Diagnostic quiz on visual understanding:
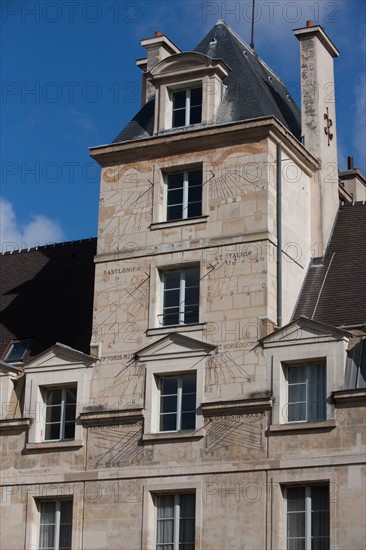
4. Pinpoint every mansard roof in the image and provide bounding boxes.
[112,20,301,144]
[0,238,96,361]
[293,202,366,328]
